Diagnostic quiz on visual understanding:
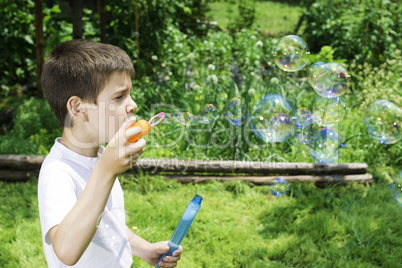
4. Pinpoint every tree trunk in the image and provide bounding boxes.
[97,0,106,43]
[70,0,83,39]
[135,0,140,62]
[34,0,45,96]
